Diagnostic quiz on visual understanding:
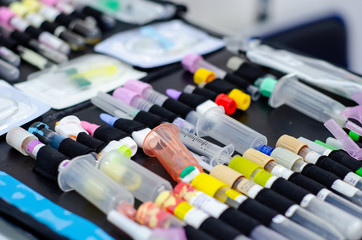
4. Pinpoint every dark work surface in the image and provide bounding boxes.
[0,18,357,240]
